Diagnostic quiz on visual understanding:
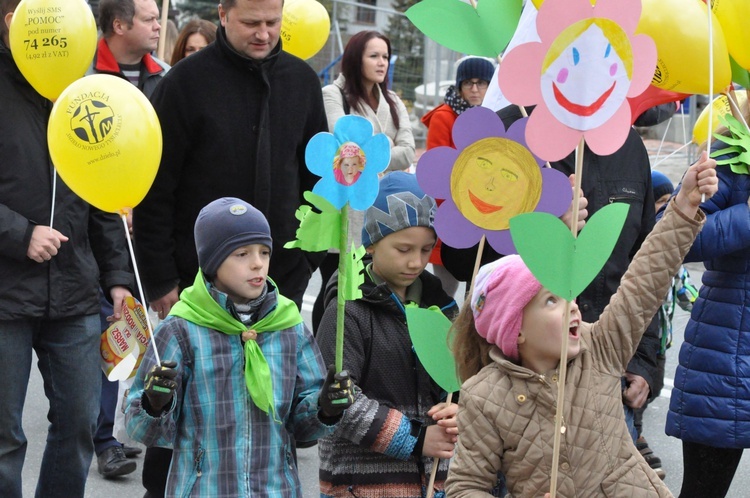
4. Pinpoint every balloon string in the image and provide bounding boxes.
[703,3,715,203]
[651,141,691,169]
[121,213,161,366]
[655,116,674,164]
[49,168,57,232]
